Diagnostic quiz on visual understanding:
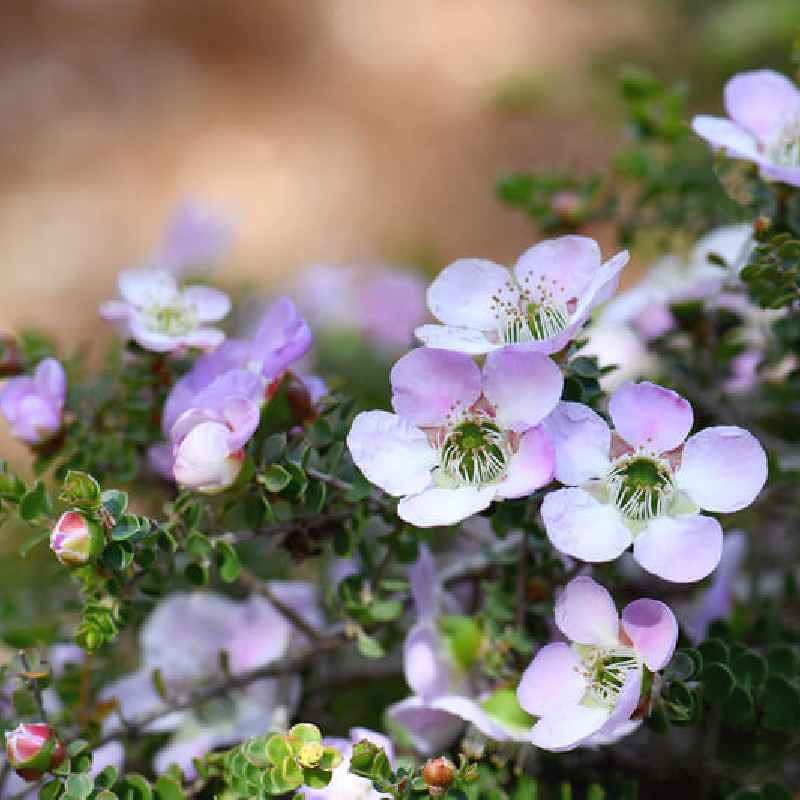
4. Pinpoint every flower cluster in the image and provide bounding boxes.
[0,358,65,445]
[347,232,768,752]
